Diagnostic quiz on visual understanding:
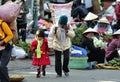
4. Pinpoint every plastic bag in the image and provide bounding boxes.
[11,46,27,59]
[0,2,20,23]
[11,47,17,57]
[70,45,87,57]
